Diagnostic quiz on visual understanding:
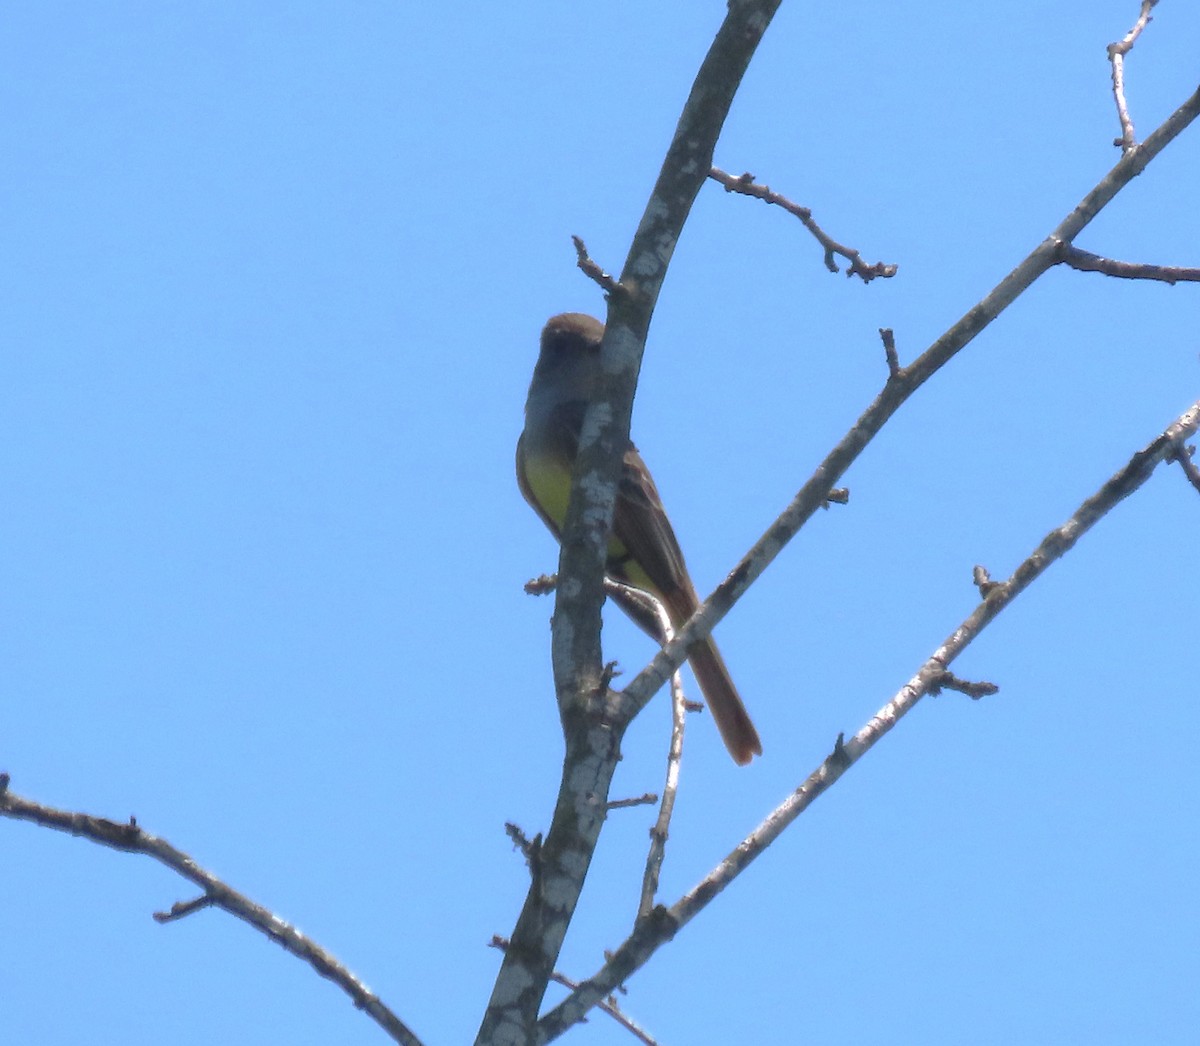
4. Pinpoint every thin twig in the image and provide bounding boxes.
[1107,0,1158,151]
[637,598,688,922]
[0,776,422,1046]
[709,167,898,282]
[571,235,624,296]
[537,396,1200,1041]
[1055,242,1200,284]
